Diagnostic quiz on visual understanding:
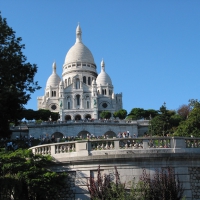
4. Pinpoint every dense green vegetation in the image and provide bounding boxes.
[0,148,67,200]
[18,109,59,121]
[0,13,41,137]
